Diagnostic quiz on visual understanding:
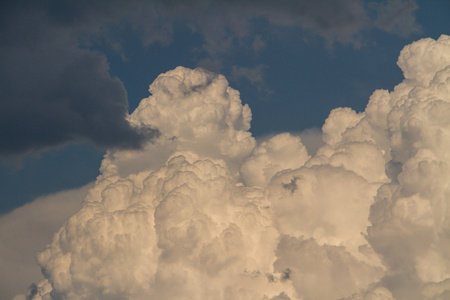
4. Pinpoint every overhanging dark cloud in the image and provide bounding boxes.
[0,46,157,156]
[0,0,159,158]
